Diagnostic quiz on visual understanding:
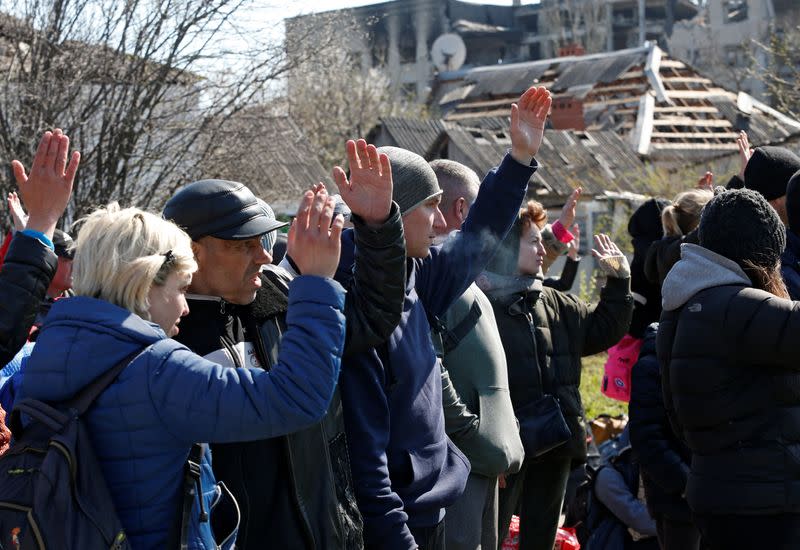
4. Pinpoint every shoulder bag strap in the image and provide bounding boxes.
[66,347,147,415]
